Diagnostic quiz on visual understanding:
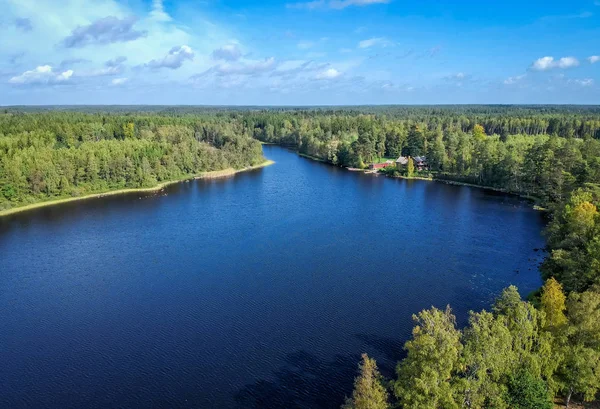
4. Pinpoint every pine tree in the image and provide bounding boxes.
[342,354,389,409]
